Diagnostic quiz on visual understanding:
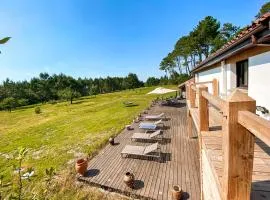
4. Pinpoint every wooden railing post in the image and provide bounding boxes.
[190,84,196,108]
[198,85,209,200]
[186,84,190,100]
[187,109,193,138]
[212,78,219,96]
[198,86,209,132]
[222,90,256,200]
